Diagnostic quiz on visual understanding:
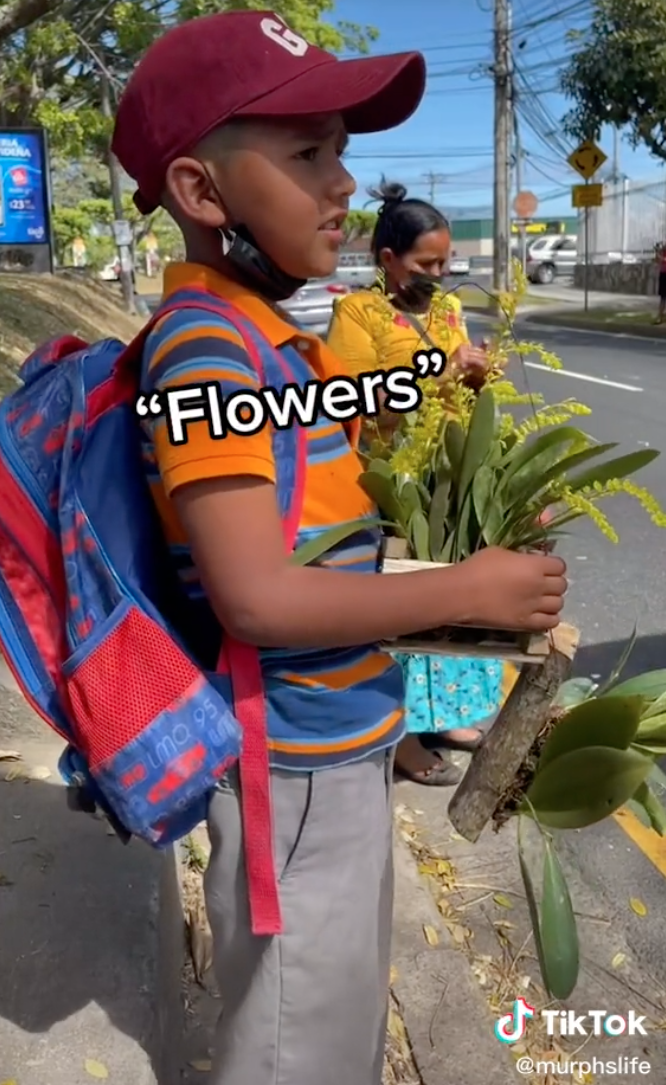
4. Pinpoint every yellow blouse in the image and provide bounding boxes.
[327,287,470,378]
